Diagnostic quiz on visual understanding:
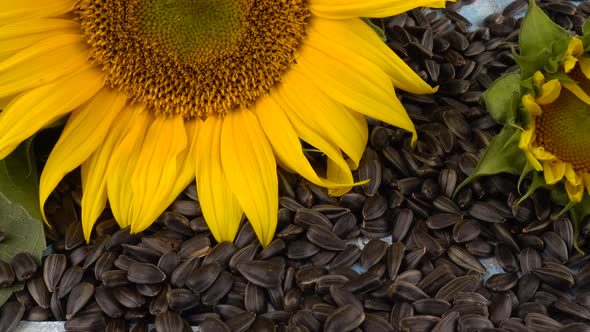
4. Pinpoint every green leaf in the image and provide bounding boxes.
[361,18,386,42]
[0,143,45,306]
[454,126,526,195]
[584,17,590,36]
[519,0,569,57]
[482,72,521,125]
